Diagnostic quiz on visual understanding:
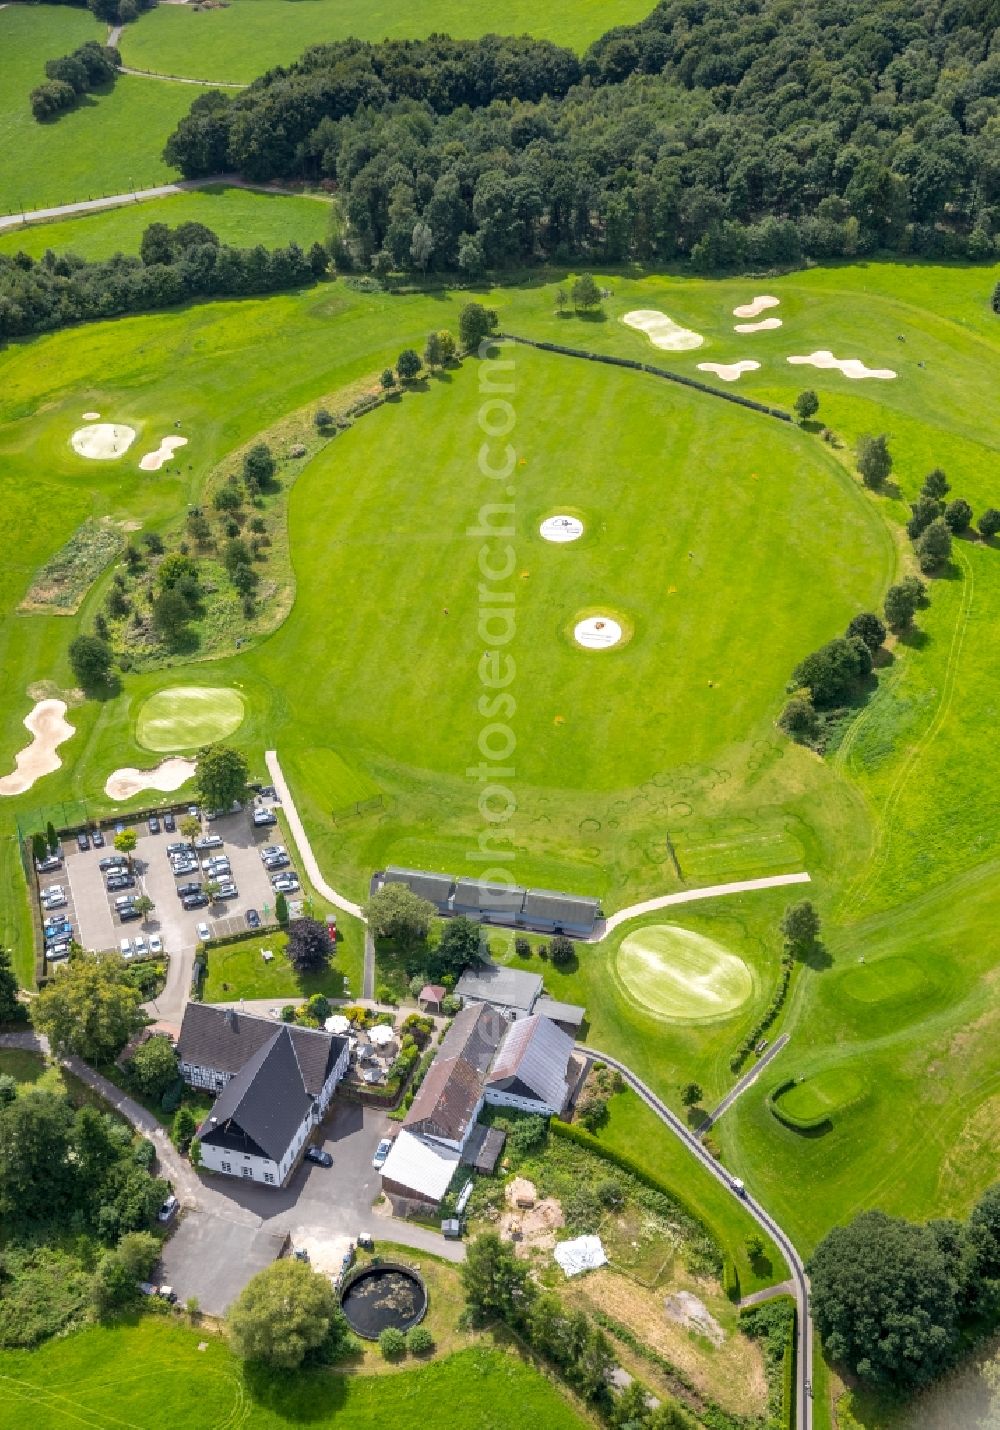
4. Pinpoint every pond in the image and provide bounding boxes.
[340,1264,427,1340]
